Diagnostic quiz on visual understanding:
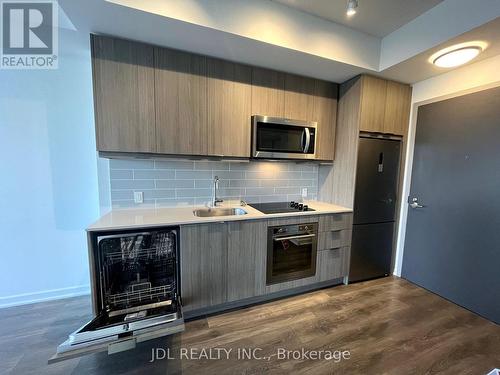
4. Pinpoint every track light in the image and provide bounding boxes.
[347,0,358,17]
